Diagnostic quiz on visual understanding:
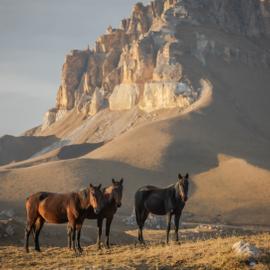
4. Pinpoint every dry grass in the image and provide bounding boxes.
[0,232,269,270]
